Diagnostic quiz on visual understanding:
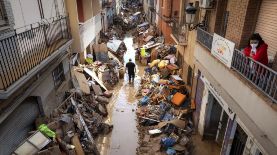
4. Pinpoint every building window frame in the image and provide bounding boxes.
[52,63,65,88]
